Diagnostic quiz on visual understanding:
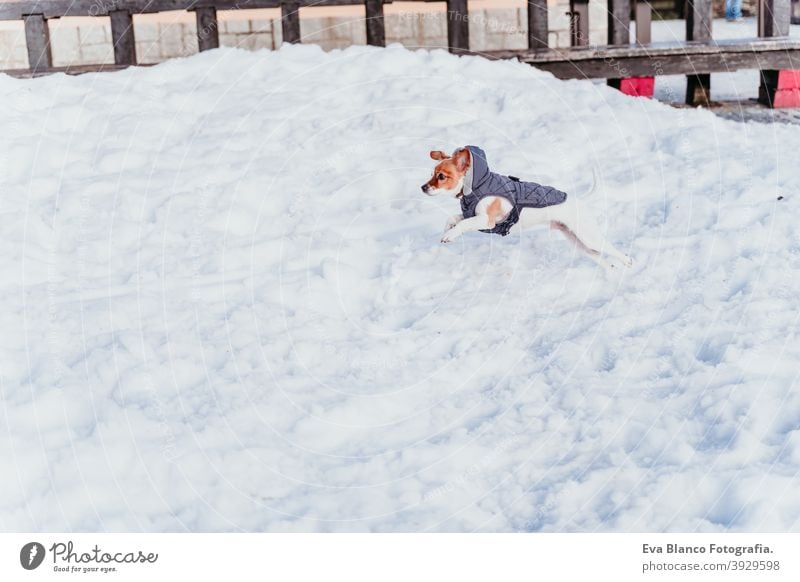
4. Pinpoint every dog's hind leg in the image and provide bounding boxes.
[549,221,610,270]
[550,205,633,269]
